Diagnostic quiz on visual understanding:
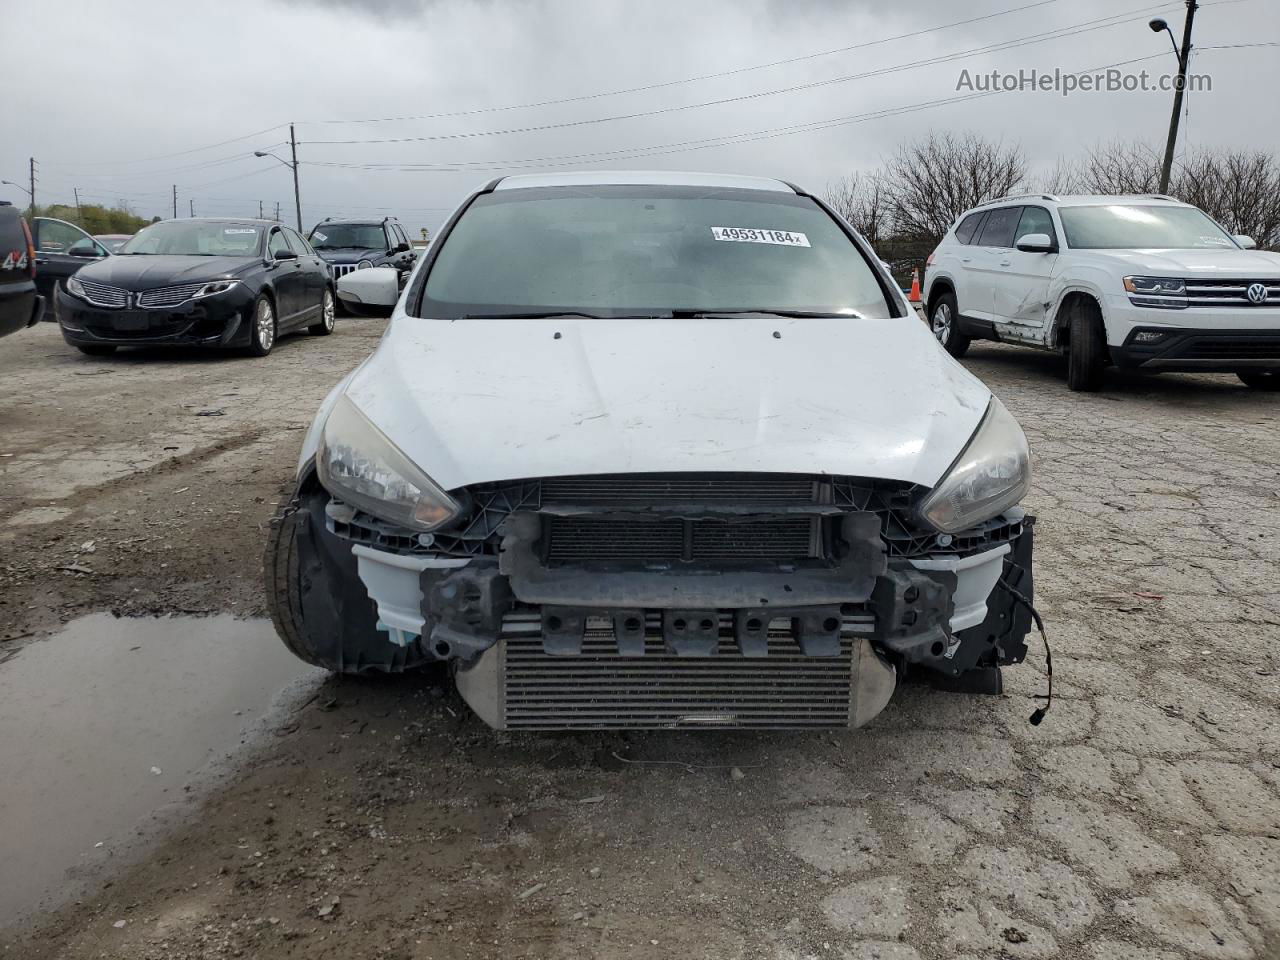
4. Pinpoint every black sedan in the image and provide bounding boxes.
[56,218,335,357]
